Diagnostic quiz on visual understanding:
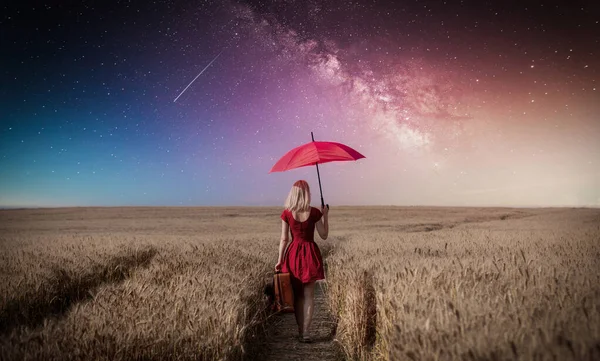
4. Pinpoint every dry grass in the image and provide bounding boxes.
[0,207,284,360]
[325,207,600,361]
[0,206,598,360]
